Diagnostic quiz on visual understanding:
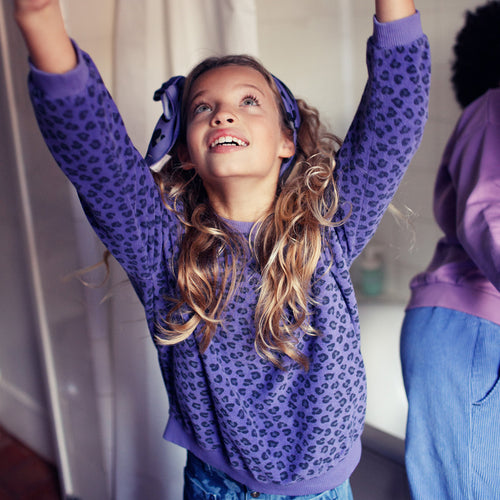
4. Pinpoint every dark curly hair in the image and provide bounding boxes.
[451,0,500,108]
